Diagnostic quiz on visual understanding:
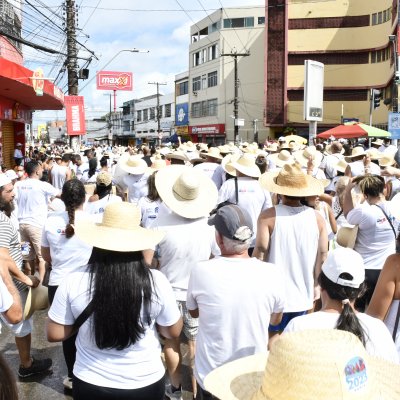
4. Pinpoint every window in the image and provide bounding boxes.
[202,48,207,64]
[209,21,220,33]
[150,107,155,120]
[192,76,201,92]
[209,44,218,60]
[201,101,207,117]
[177,81,188,96]
[137,110,142,122]
[122,105,130,115]
[258,16,265,25]
[143,109,148,121]
[165,103,171,118]
[223,17,254,28]
[371,51,377,63]
[377,11,382,24]
[193,52,200,67]
[208,98,218,116]
[371,13,377,25]
[201,74,207,90]
[208,71,218,87]
[192,102,201,118]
